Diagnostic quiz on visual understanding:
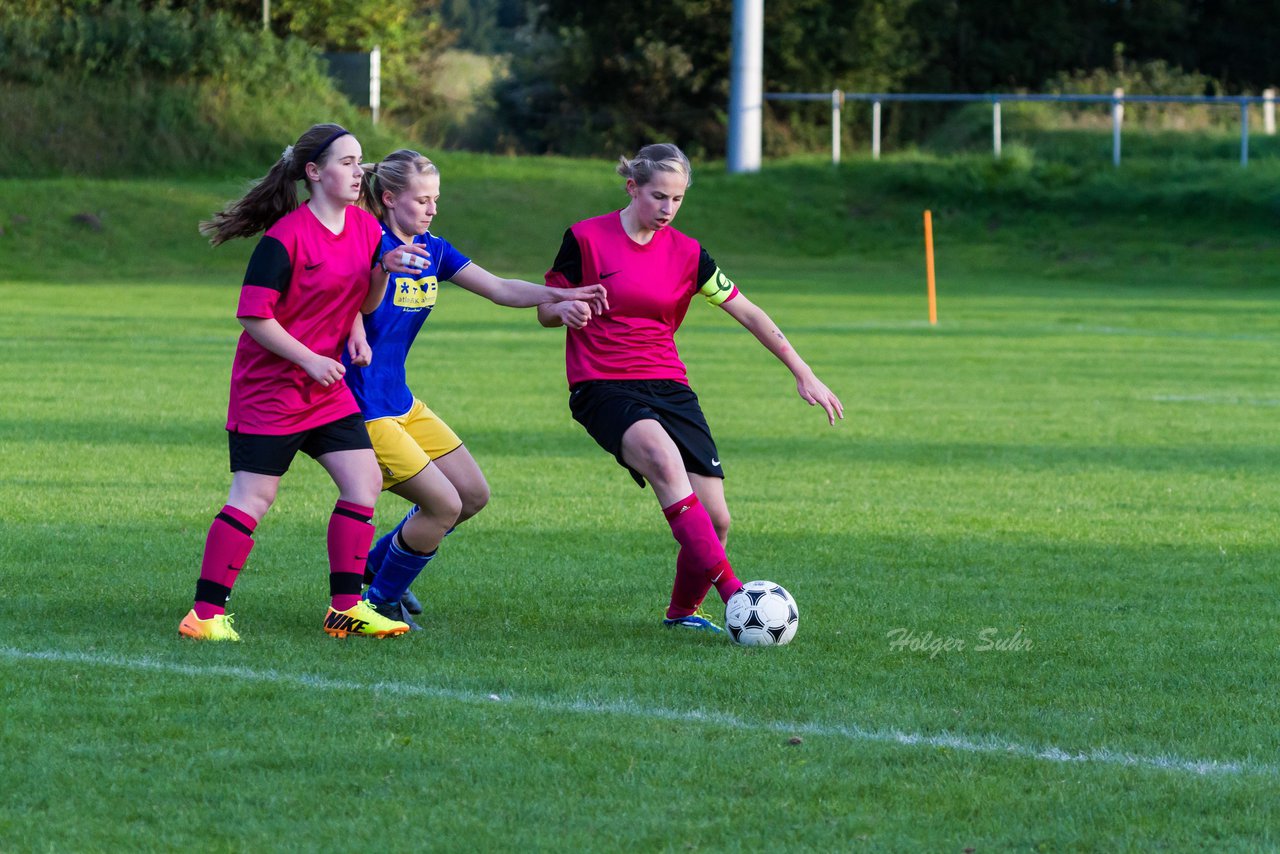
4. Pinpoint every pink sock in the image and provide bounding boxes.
[193,505,257,619]
[328,500,375,611]
[662,493,732,619]
[709,559,743,604]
